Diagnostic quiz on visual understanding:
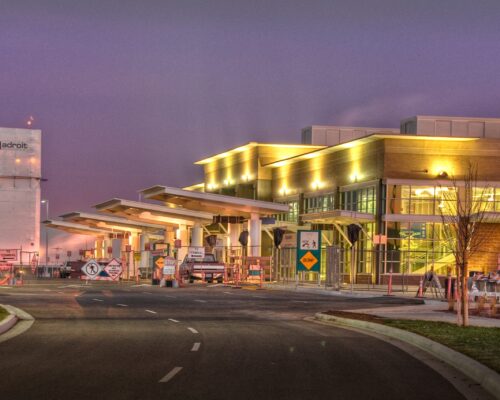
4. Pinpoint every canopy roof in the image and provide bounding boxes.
[94,198,213,226]
[59,212,165,234]
[43,220,108,237]
[140,186,289,218]
[300,210,375,225]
